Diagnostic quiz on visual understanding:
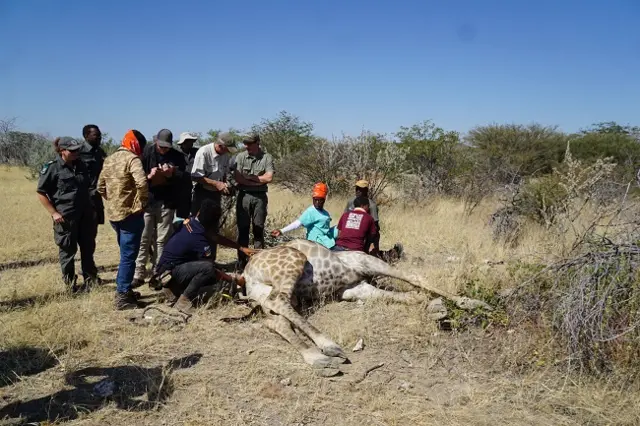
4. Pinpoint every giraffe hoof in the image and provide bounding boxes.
[302,349,347,368]
[321,343,347,359]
